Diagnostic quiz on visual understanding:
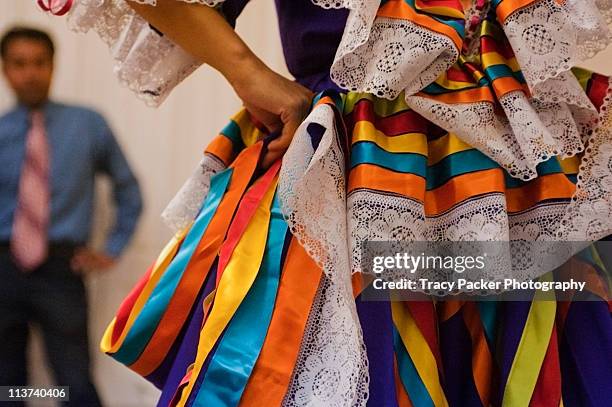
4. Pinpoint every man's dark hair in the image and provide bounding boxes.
[0,26,55,60]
